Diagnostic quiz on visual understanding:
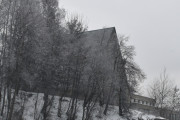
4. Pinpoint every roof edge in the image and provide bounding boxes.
[85,27,116,33]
